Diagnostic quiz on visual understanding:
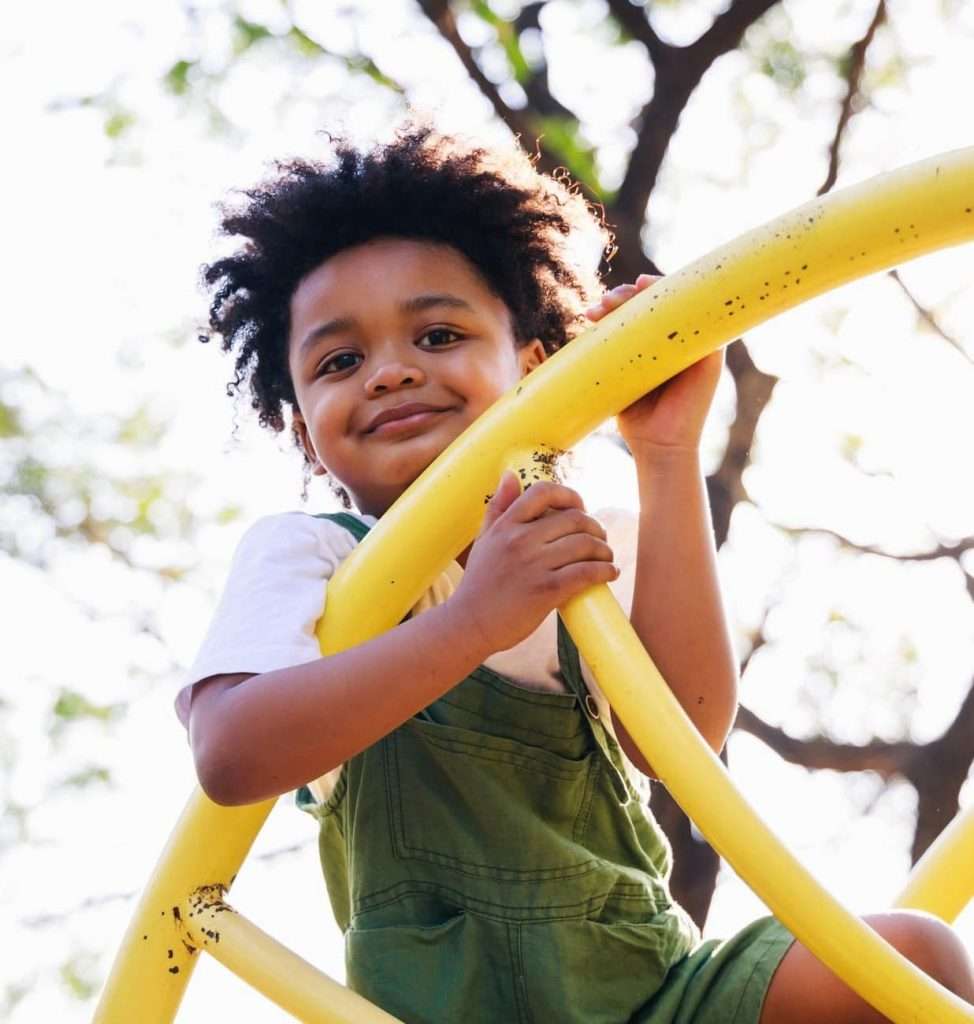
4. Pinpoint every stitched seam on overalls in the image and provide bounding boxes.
[414,732,587,781]
[508,923,534,1024]
[557,618,634,804]
[601,888,674,907]
[355,879,671,913]
[436,694,587,742]
[729,931,789,1024]
[573,750,600,844]
[389,845,600,882]
[352,878,662,921]
[381,732,406,878]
